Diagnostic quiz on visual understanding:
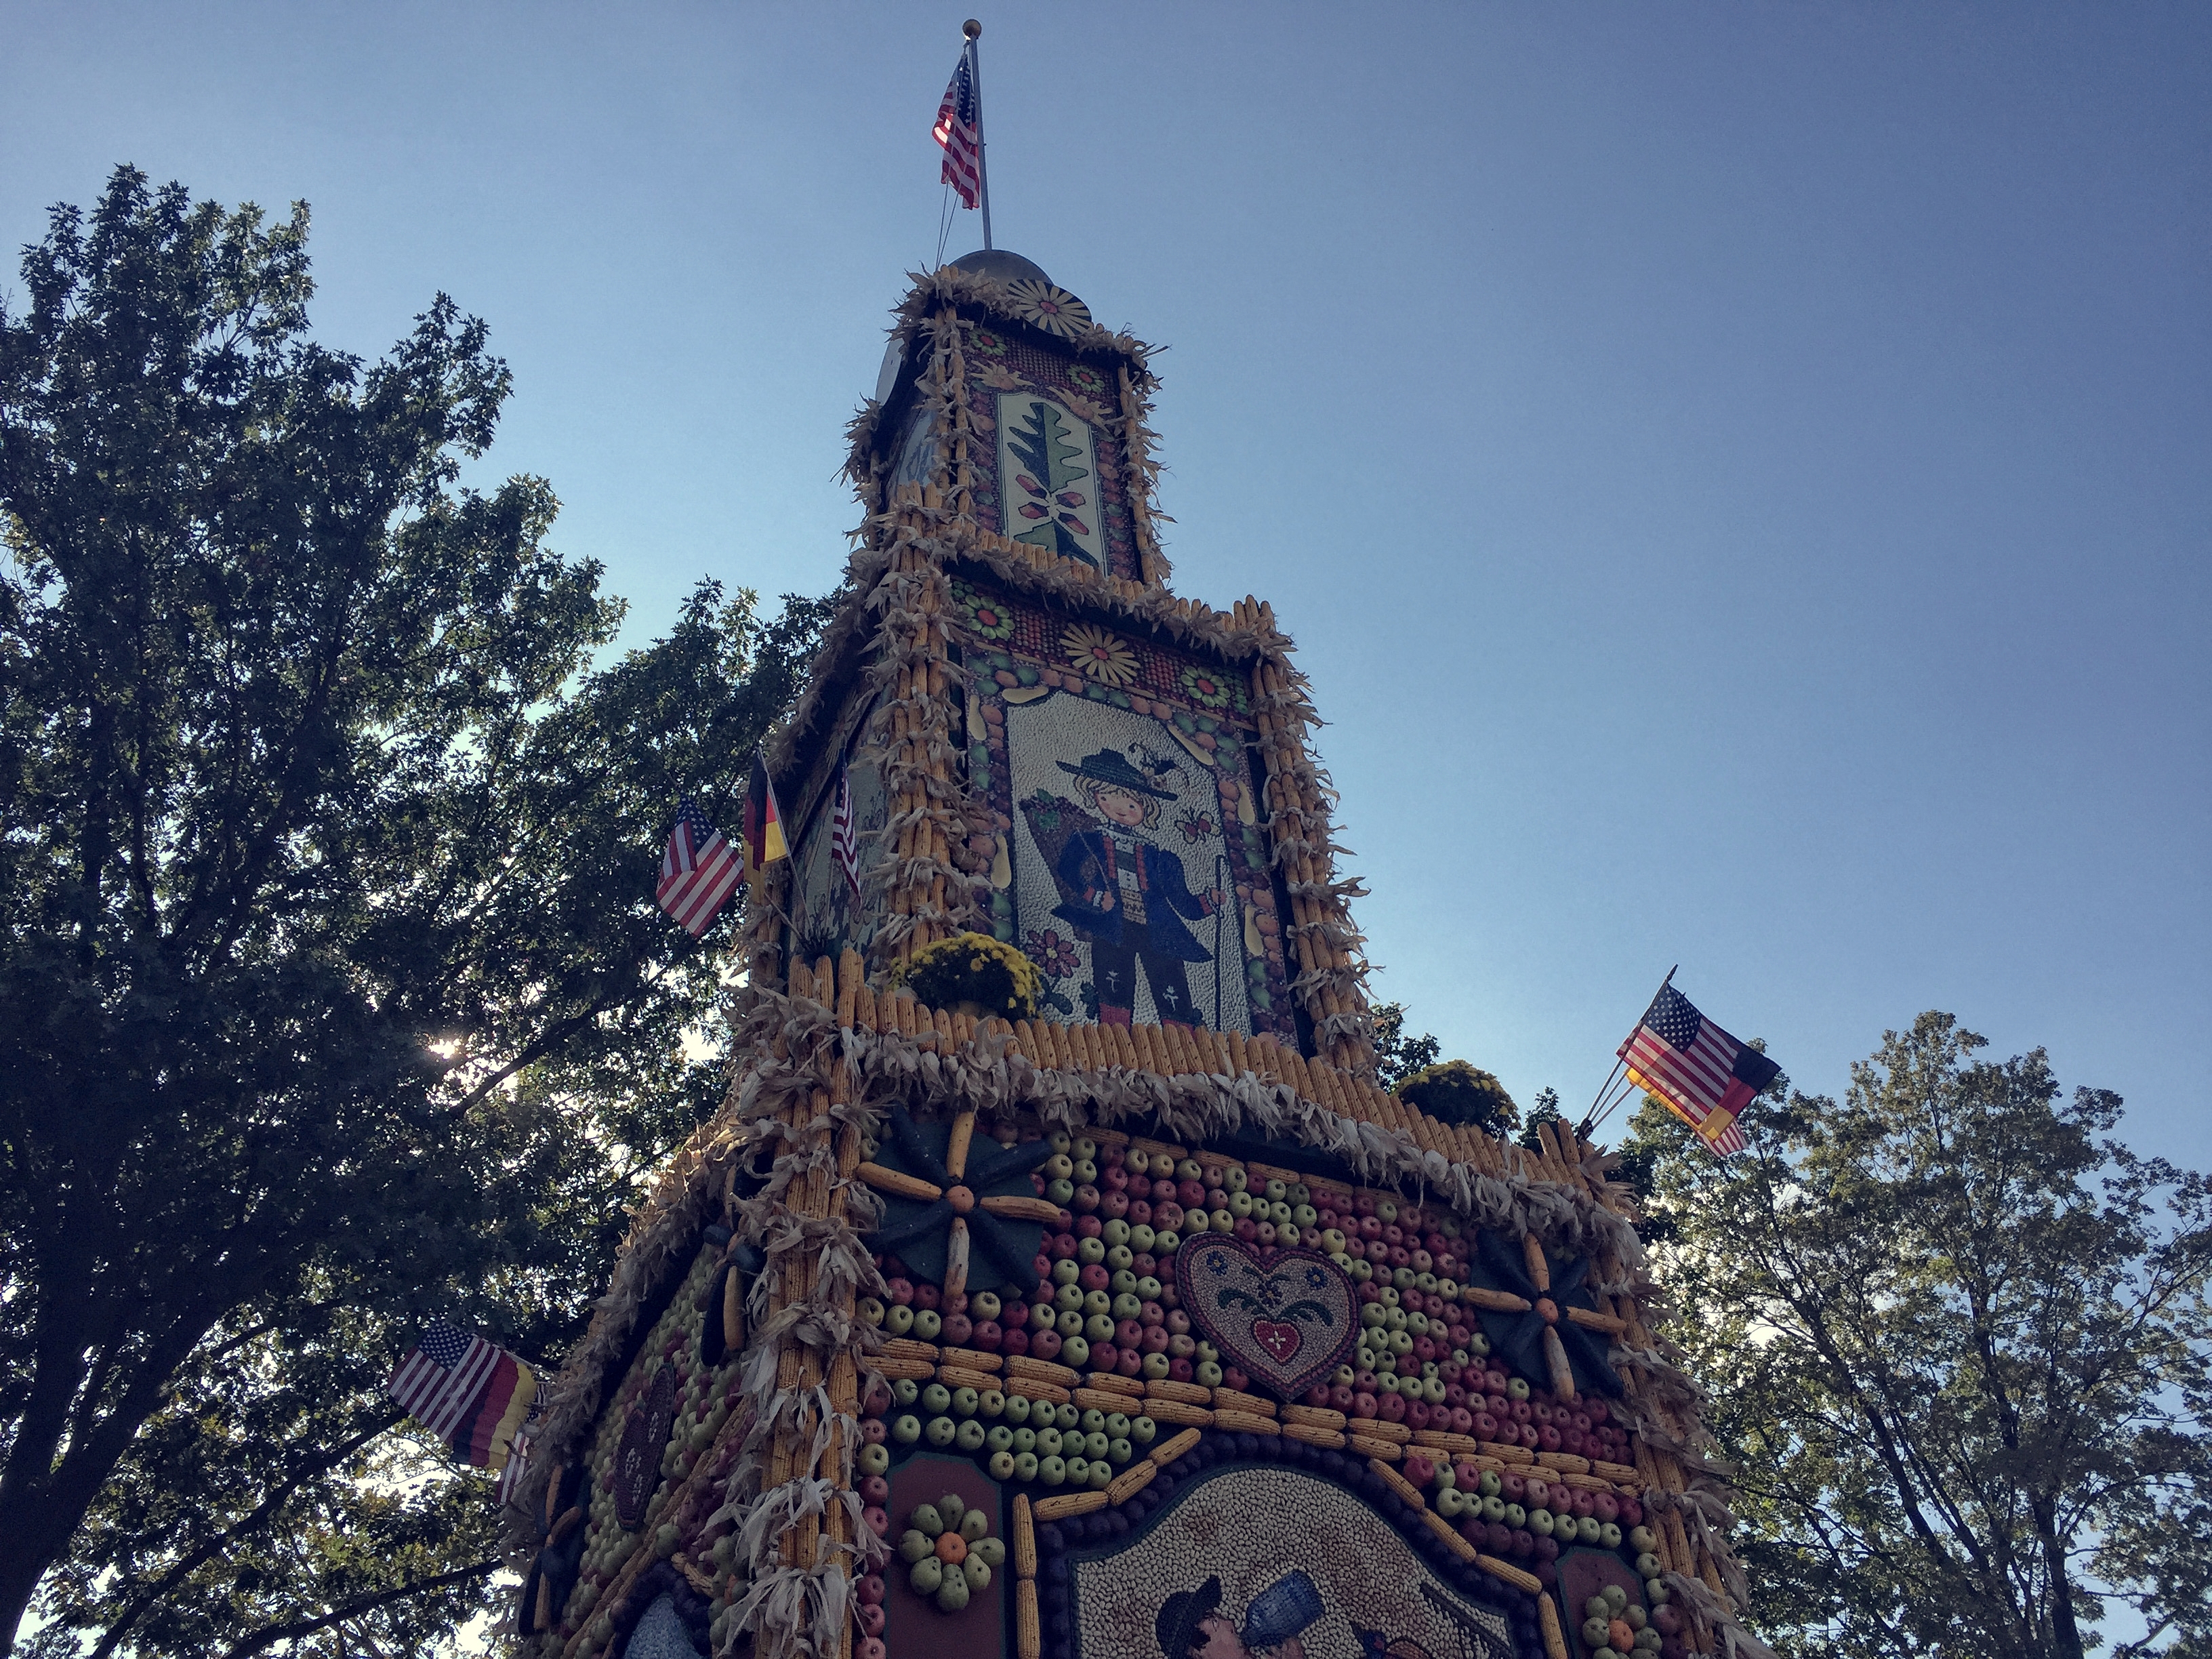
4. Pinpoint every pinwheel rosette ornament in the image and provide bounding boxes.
[1462,1228,1624,1402]
[857,1107,1061,1296]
